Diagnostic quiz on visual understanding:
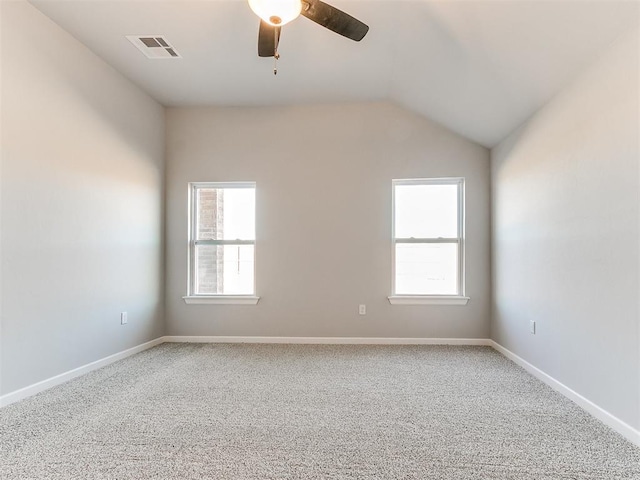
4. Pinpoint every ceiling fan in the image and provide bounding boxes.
[248,0,369,65]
